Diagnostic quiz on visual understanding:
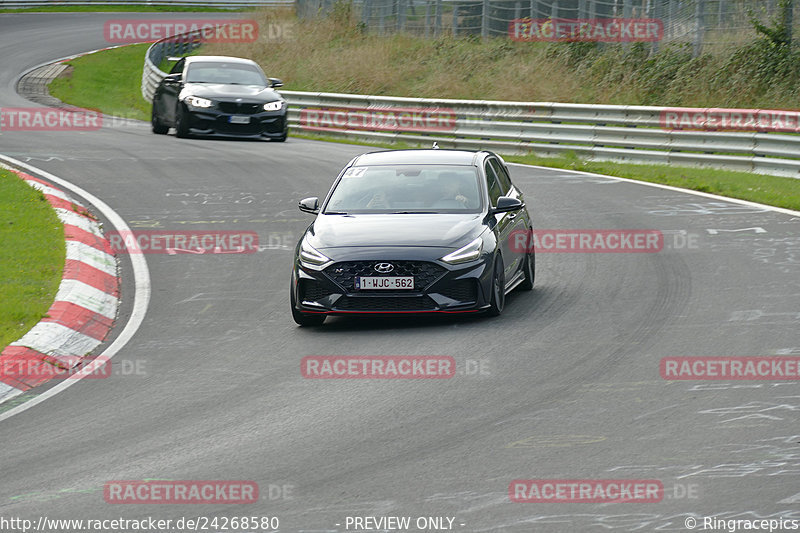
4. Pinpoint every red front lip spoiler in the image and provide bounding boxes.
[299,308,484,315]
